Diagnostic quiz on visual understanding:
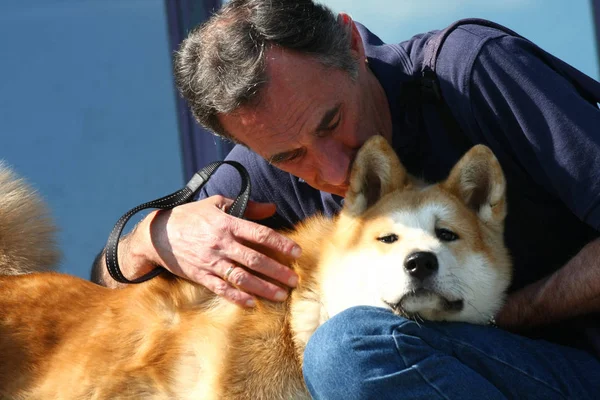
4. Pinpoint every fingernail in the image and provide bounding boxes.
[245,299,256,307]
[274,290,288,301]
[291,245,302,258]
[288,275,298,287]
